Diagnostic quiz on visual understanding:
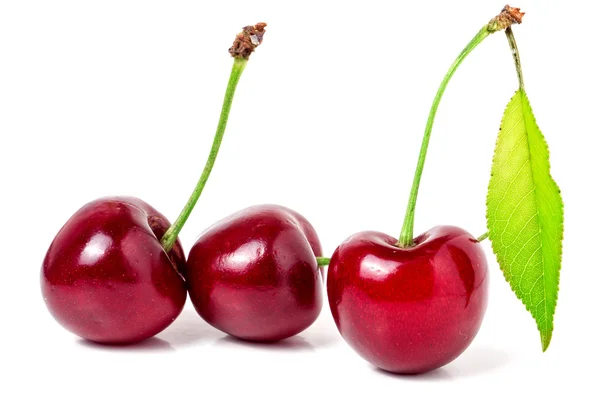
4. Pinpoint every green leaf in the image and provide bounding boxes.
[486,89,564,351]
